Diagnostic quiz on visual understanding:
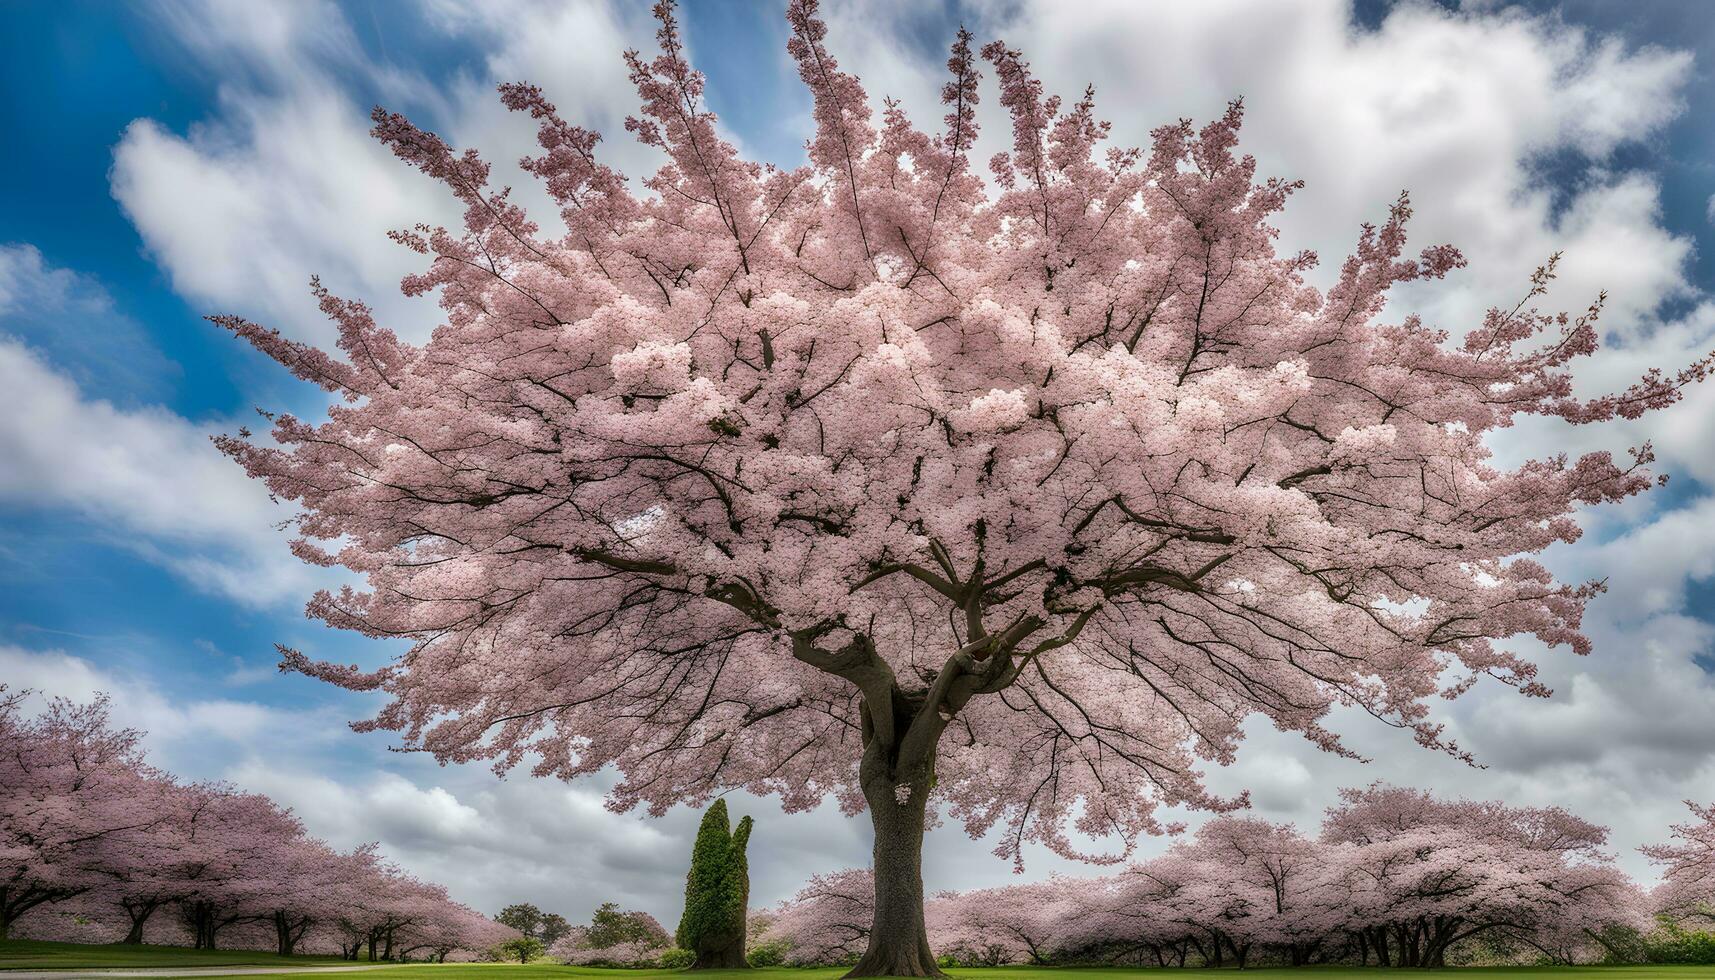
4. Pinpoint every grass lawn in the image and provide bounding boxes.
[1,948,1713,978]
[0,938,350,970]
[125,966,1715,979]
